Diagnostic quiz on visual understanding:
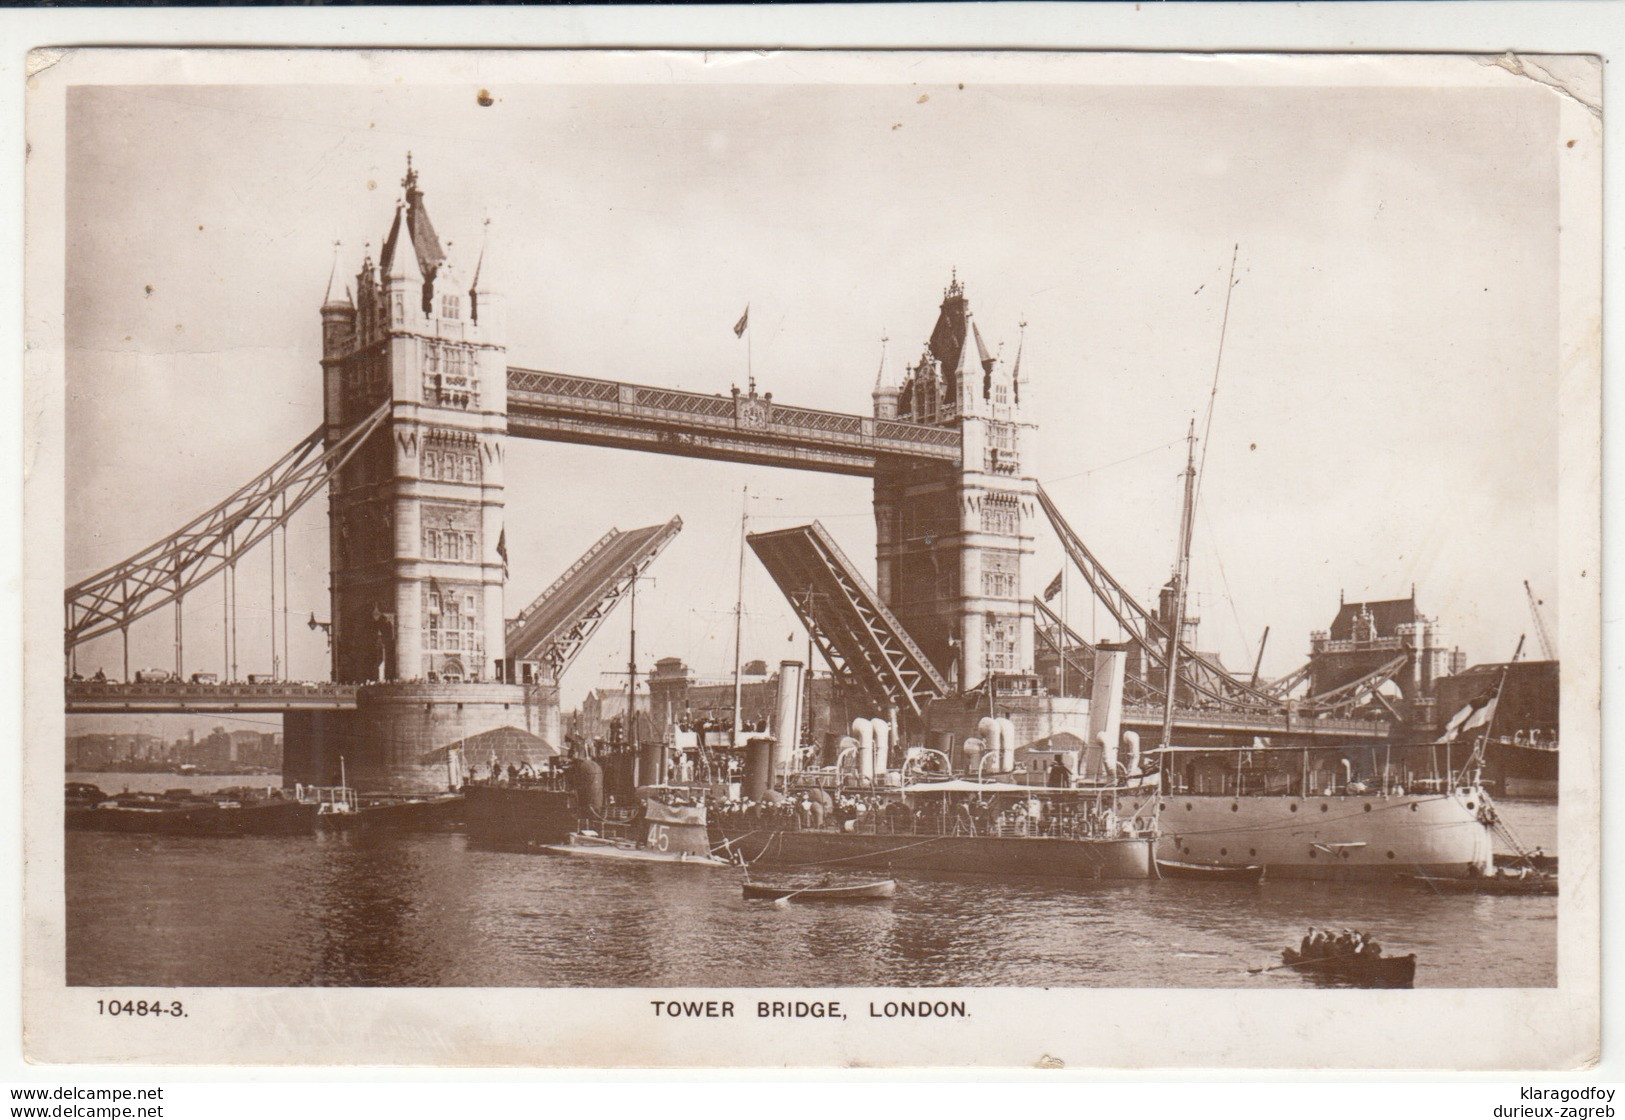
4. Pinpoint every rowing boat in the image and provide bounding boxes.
[1156,859,1265,883]
[1407,870,1556,896]
[1280,946,1416,988]
[742,878,897,902]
